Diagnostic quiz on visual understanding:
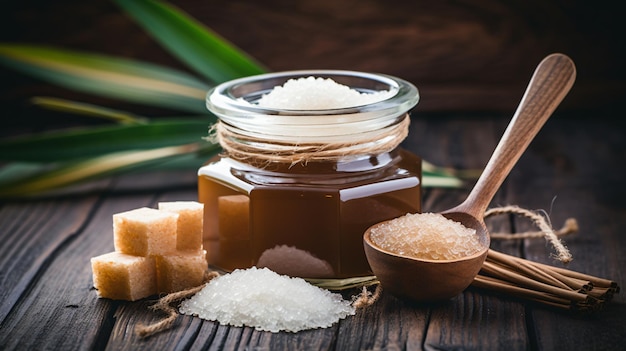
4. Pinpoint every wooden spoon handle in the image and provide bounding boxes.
[459,53,576,218]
